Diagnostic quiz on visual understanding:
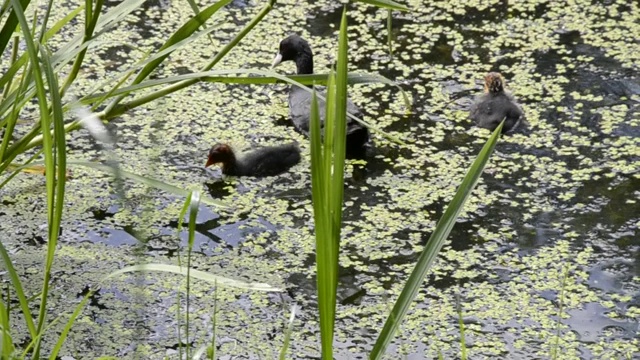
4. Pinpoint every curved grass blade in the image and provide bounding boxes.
[102,0,276,118]
[104,0,232,114]
[35,46,67,360]
[81,22,222,107]
[354,0,409,11]
[0,241,36,336]
[65,160,229,208]
[9,3,67,356]
[370,121,505,359]
[0,4,83,97]
[83,71,397,100]
[311,7,351,358]
[105,264,282,292]
[25,68,404,155]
